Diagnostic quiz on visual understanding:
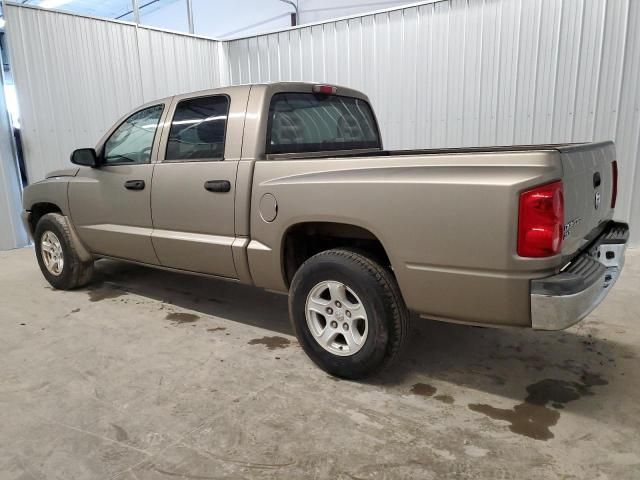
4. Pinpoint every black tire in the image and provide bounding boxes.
[34,213,94,290]
[289,249,410,379]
